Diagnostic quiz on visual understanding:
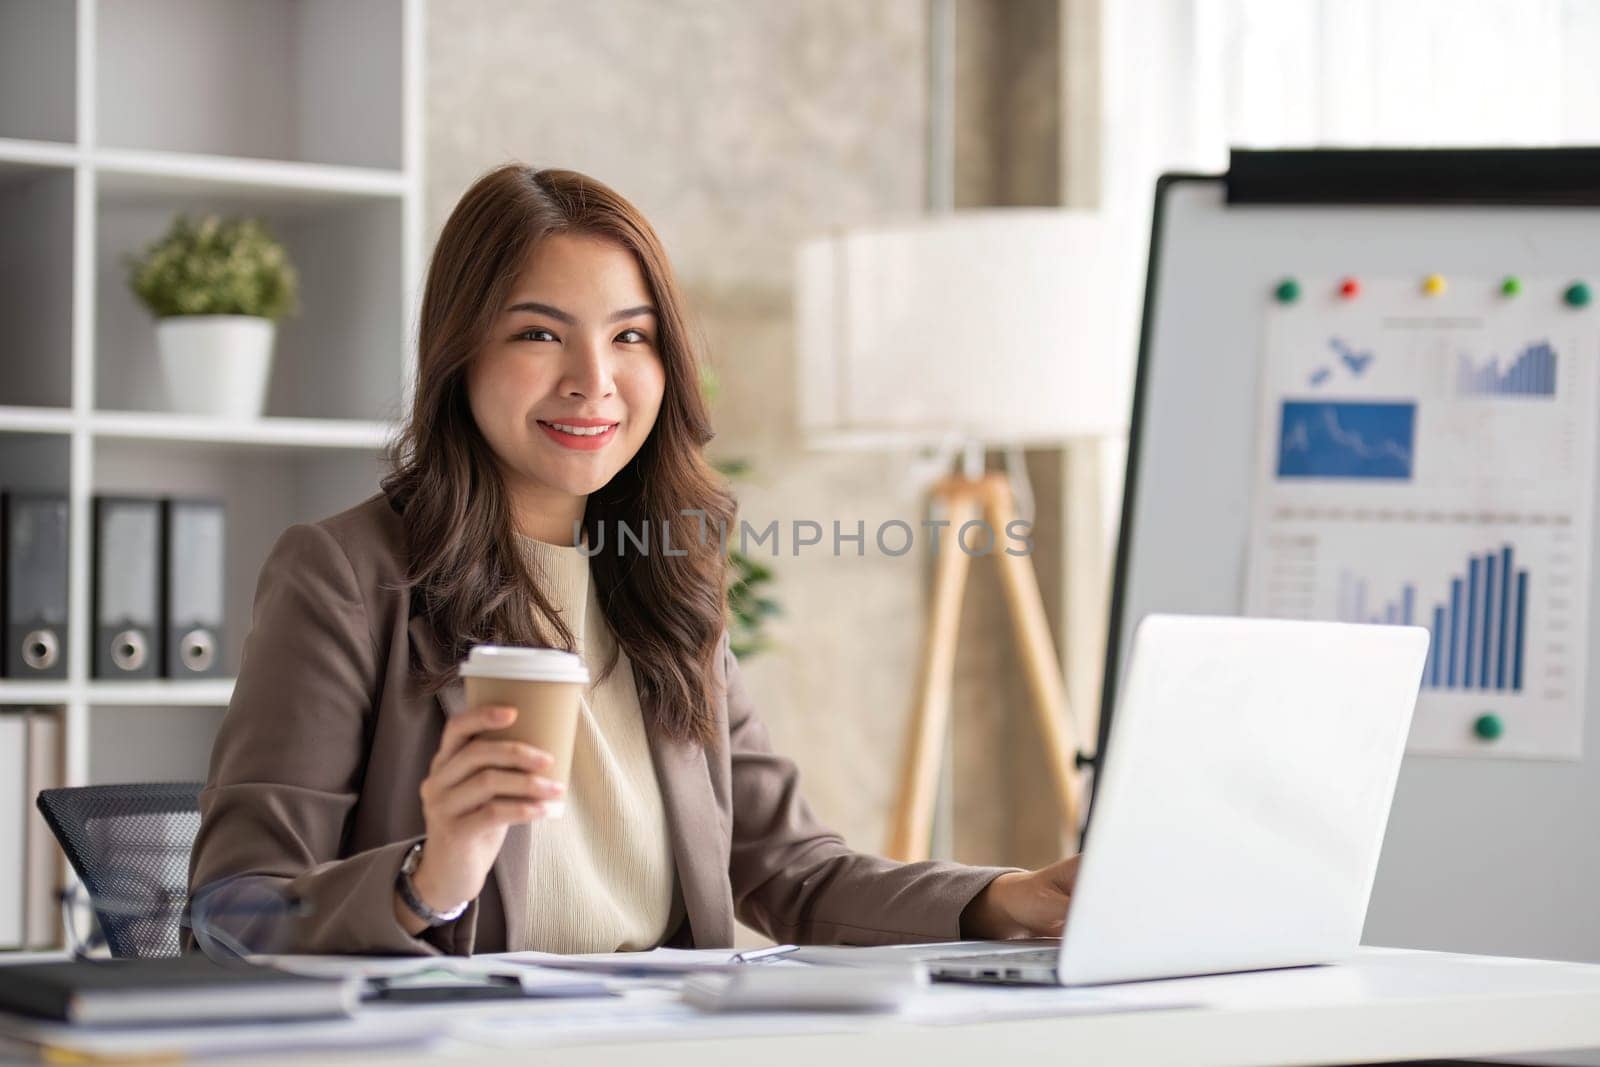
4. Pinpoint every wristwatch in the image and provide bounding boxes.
[396,840,469,926]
